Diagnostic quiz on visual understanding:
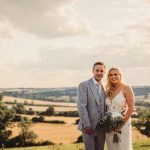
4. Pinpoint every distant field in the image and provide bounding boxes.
[10,115,80,144]
[4,96,77,112]
[3,96,77,107]
[6,104,77,112]
[10,123,81,144]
